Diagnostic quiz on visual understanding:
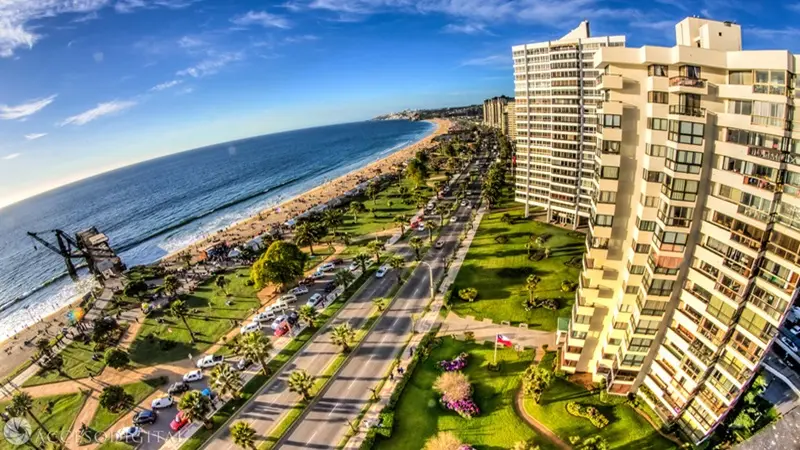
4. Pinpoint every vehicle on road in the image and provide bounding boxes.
[167,382,189,395]
[311,271,325,279]
[287,310,299,325]
[450,216,457,223]
[331,258,344,265]
[133,410,157,425]
[781,336,798,353]
[274,323,291,337]
[319,262,335,272]
[170,411,189,432]
[348,262,360,271]
[150,395,174,409]
[418,224,425,232]
[791,324,800,335]
[461,200,467,206]
[183,369,203,382]
[116,426,141,442]
[375,265,389,278]
[435,241,444,249]
[240,322,260,334]
[279,294,297,304]
[253,311,276,323]
[235,359,252,371]
[271,315,288,330]
[324,281,337,293]
[289,285,309,295]
[306,293,323,307]
[196,355,224,369]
